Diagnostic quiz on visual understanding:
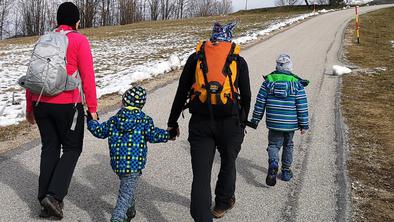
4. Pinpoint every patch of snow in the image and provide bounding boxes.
[318,9,335,13]
[375,67,387,72]
[347,0,373,5]
[234,12,320,44]
[333,65,352,76]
